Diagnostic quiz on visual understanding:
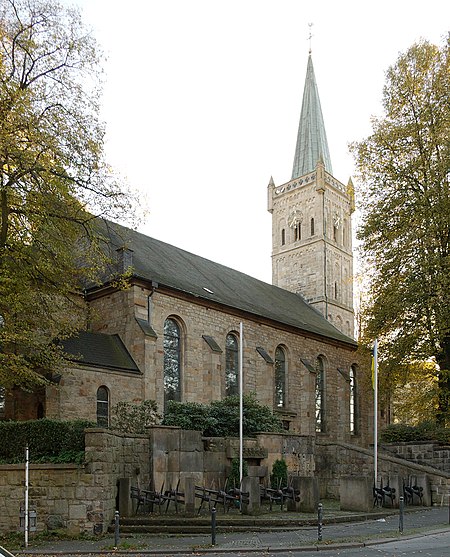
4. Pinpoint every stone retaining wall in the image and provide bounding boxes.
[2,429,448,536]
[316,440,450,505]
[0,428,149,535]
[380,442,450,472]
